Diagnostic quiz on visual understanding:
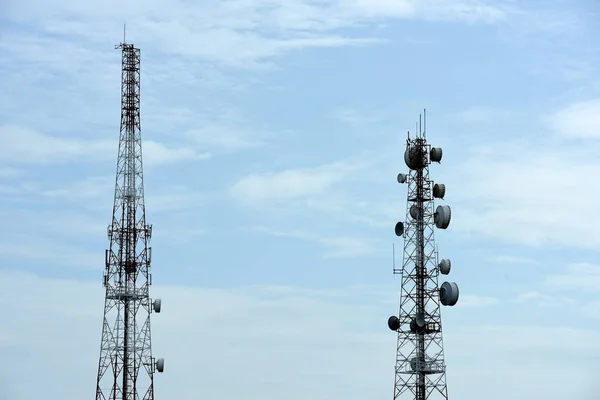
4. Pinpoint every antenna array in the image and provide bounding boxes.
[387,110,459,400]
